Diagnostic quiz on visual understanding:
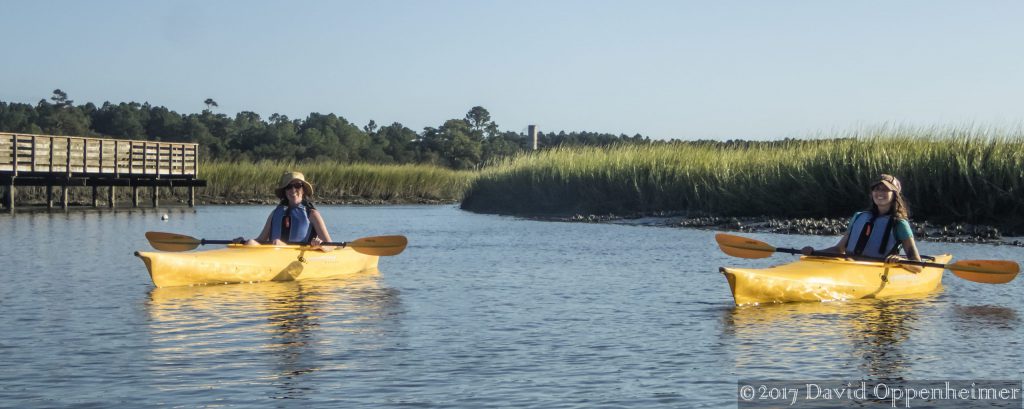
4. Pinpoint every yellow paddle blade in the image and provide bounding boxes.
[947,260,1020,284]
[714,233,776,259]
[347,235,408,257]
[146,231,202,252]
